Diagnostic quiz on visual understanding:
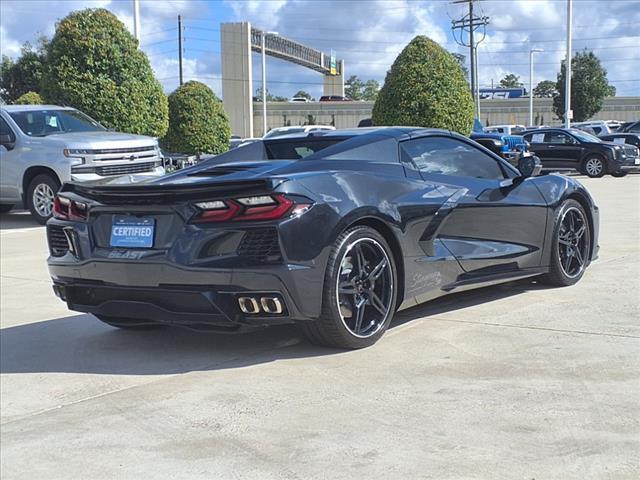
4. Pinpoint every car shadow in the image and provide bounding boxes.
[0,278,549,376]
[0,210,41,230]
